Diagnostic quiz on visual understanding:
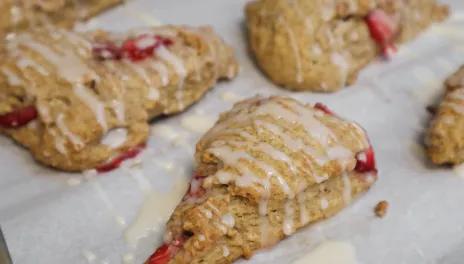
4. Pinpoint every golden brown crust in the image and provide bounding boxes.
[0,0,122,37]
[0,25,238,171]
[426,67,464,165]
[245,0,449,92]
[153,96,377,264]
